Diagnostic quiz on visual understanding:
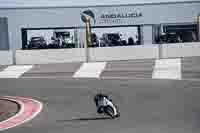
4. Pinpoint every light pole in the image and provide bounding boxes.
[81,13,93,63]
[84,16,92,62]
[198,15,200,41]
